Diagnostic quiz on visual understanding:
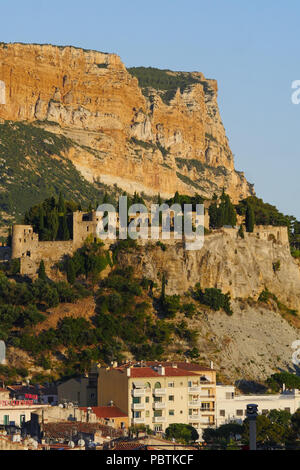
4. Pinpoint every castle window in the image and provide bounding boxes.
[26,251,31,257]
[87,226,89,232]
